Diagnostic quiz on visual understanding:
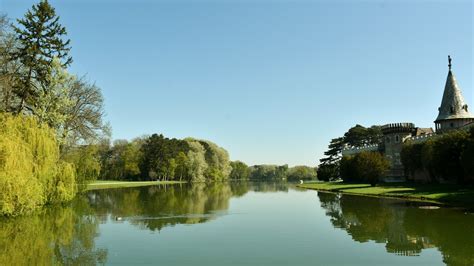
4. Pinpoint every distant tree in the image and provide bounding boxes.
[229,161,250,180]
[185,140,208,182]
[175,152,189,181]
[248,164,289,180]
[196,139,232,181]
[11,0,72,114]
[287,166,317,180]
[62,144,101,190]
